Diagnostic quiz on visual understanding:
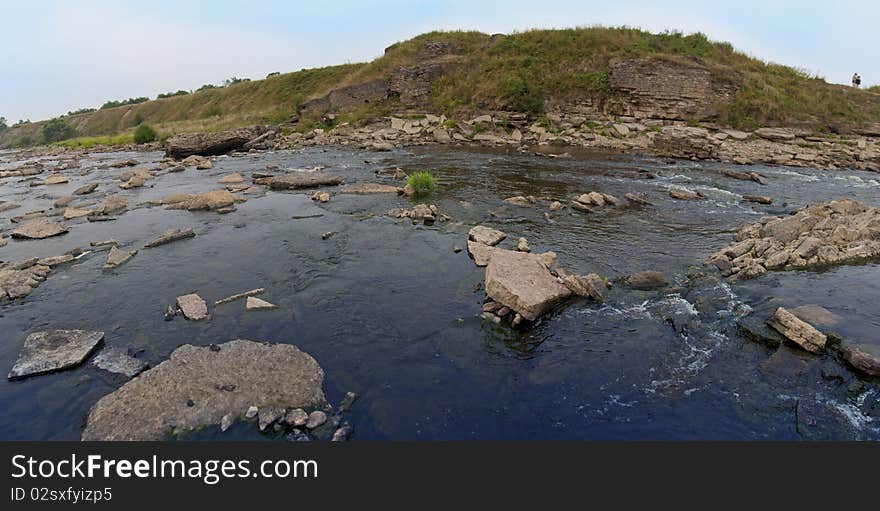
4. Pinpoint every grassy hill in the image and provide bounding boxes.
[3,27,879,148]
